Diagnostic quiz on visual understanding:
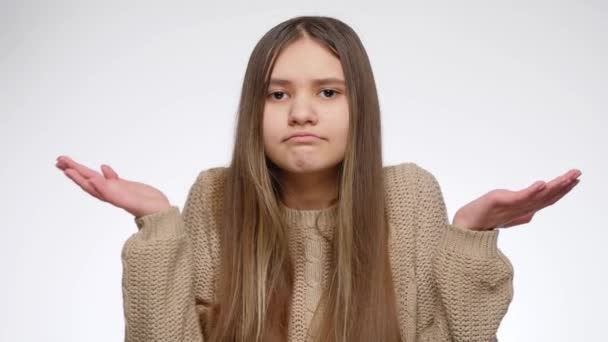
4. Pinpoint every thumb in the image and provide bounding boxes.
[101,164,119,180]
